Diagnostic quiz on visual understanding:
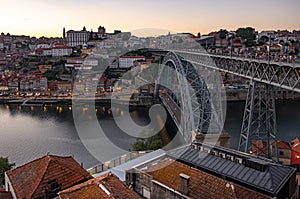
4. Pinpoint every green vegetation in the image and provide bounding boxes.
[218,29,228,39]
[43,70,58,80]
[132,129,163,151]
[258,35,270,45]
[125,49,152,58]
[0,157,15,185]
[236,27,256,47]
